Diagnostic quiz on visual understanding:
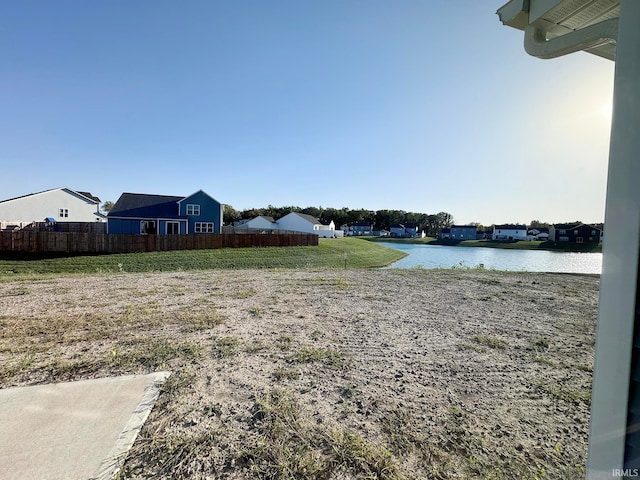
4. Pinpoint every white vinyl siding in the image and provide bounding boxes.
[0,188,101,223]
[243,217,277,230]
